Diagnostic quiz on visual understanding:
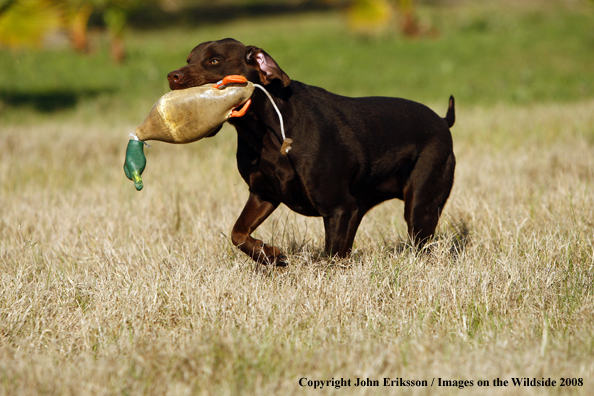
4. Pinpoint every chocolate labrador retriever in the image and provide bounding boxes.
[167,38,455,265]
